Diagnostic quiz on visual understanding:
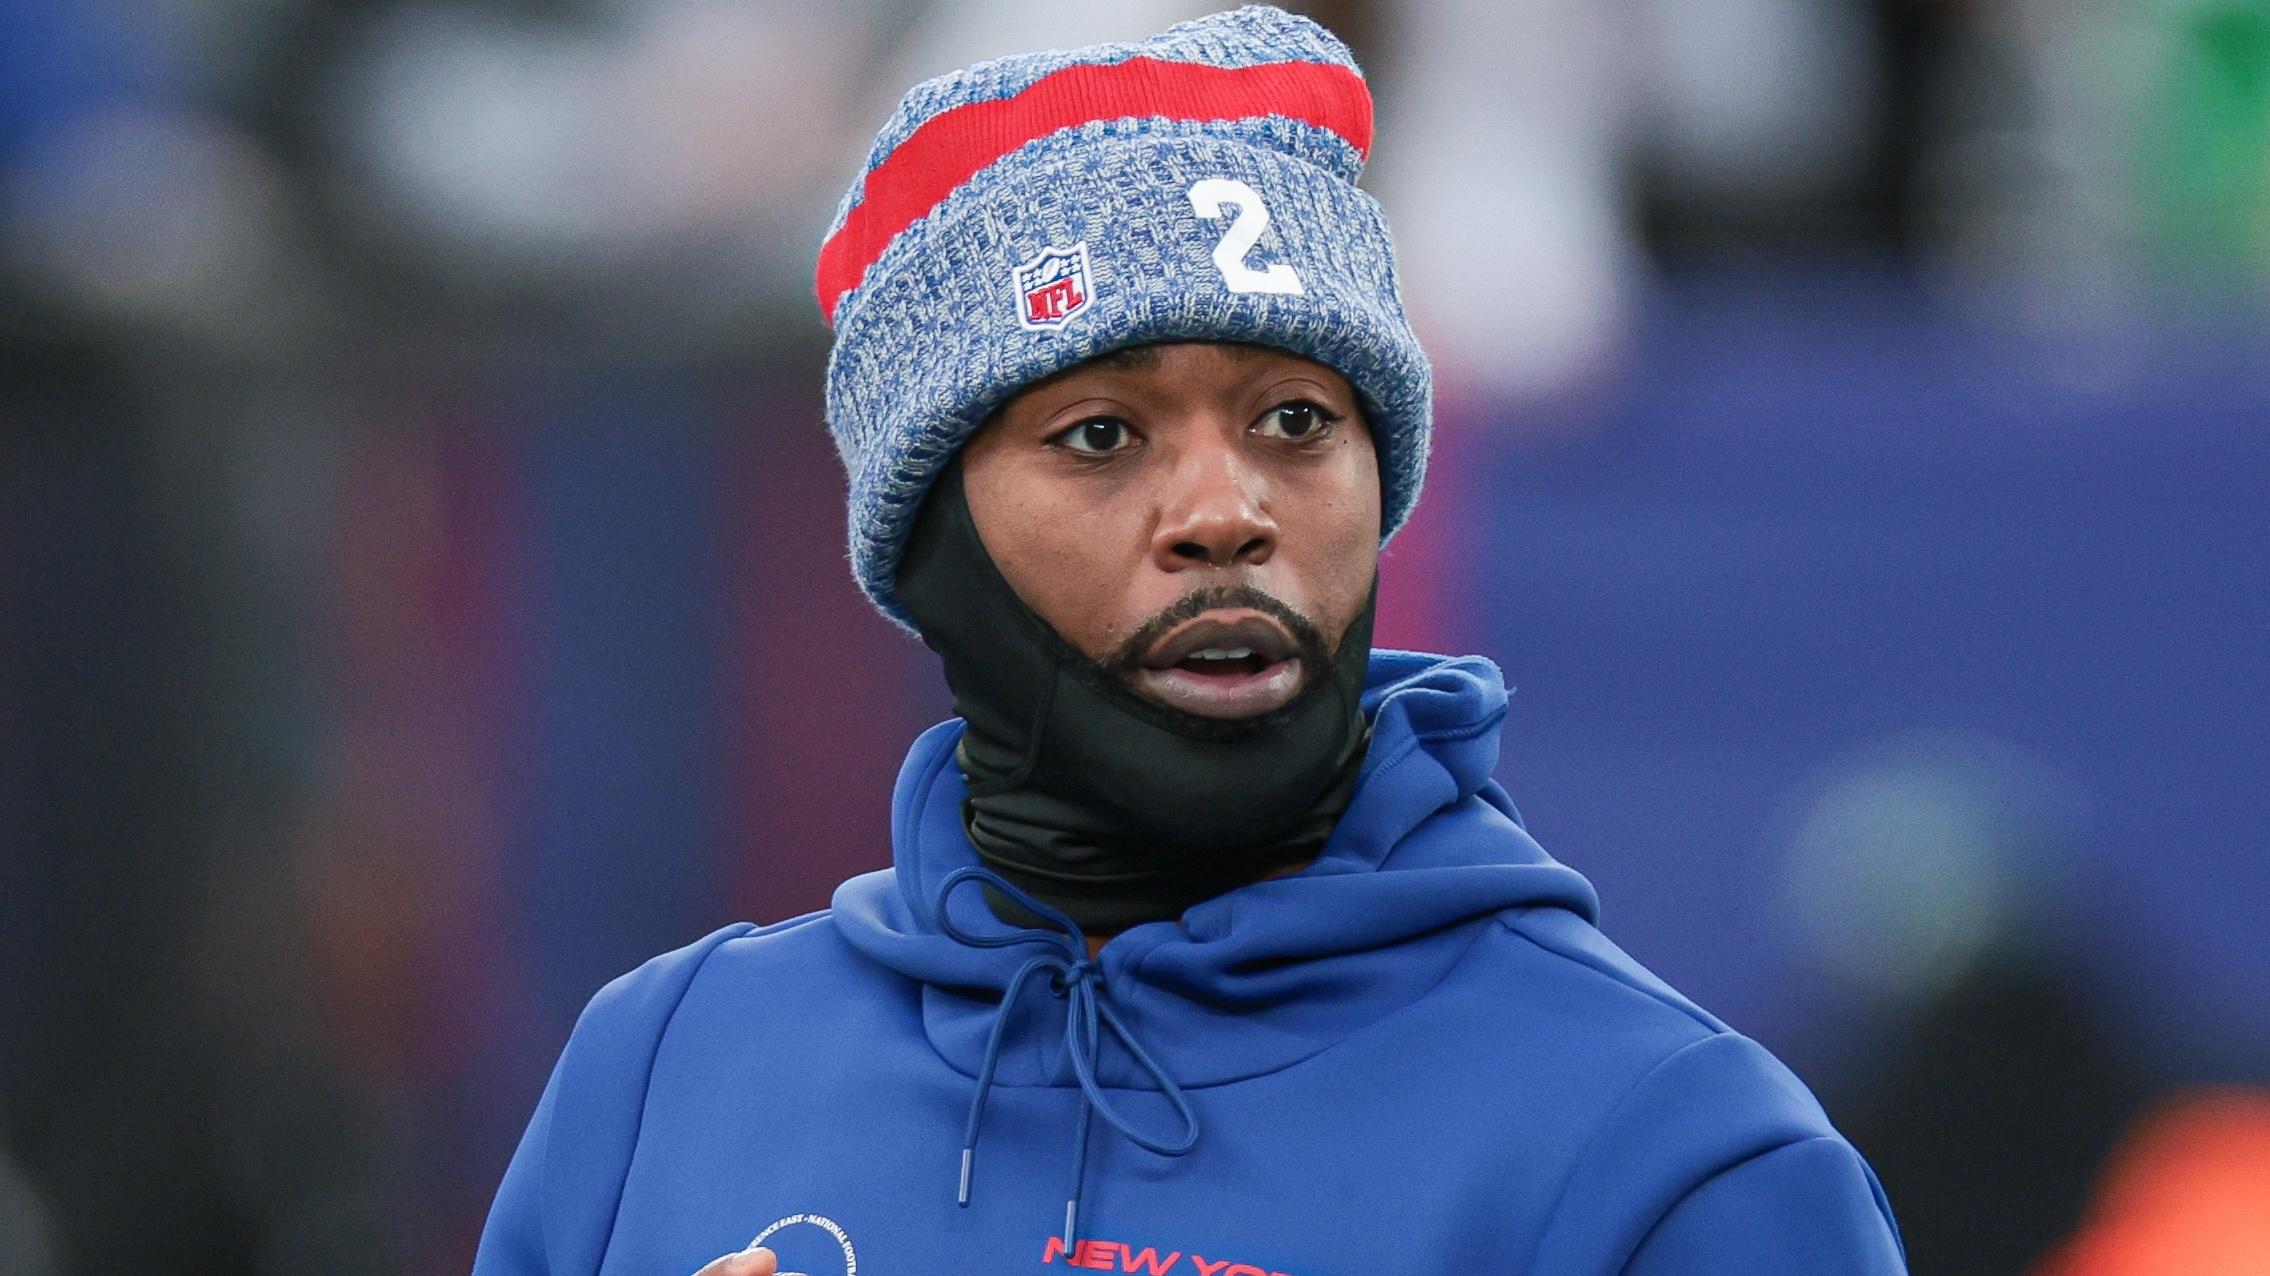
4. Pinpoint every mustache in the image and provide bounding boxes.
[1101,584,1332,677]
